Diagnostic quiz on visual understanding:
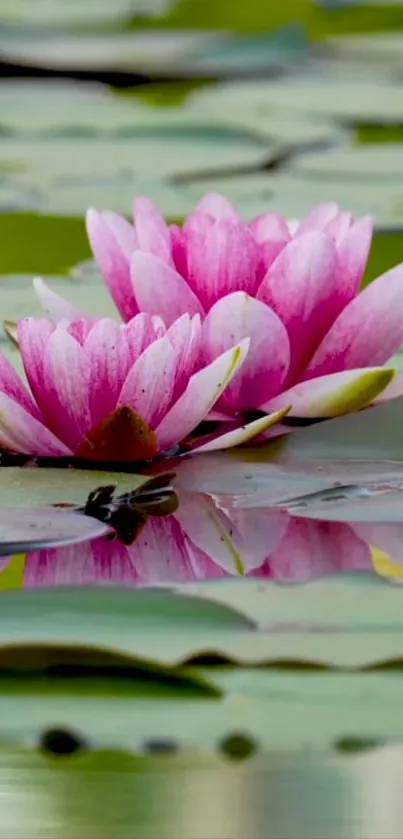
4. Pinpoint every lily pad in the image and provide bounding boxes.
[0,467,151,507]
[0,508,109,554]
[290,144,403,180]
[0,133,267,216]
[273,396,403,462]
[2,666,403,753]
[186,171,403,231]
[234,75,403,123]
[0,576,402,668]
[0,0,170,27]
[1,745,403,838]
